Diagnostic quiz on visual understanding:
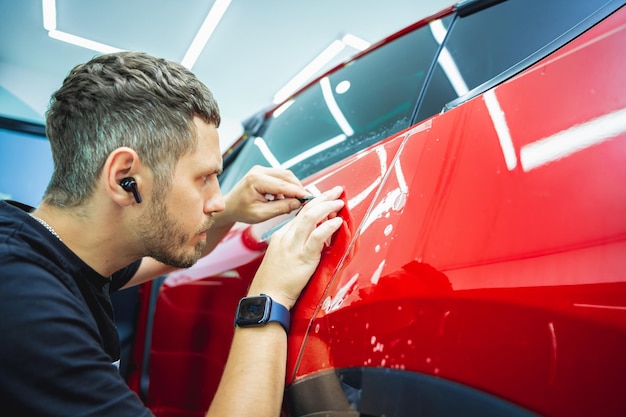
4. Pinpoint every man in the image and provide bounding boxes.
[0,51,345,416]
